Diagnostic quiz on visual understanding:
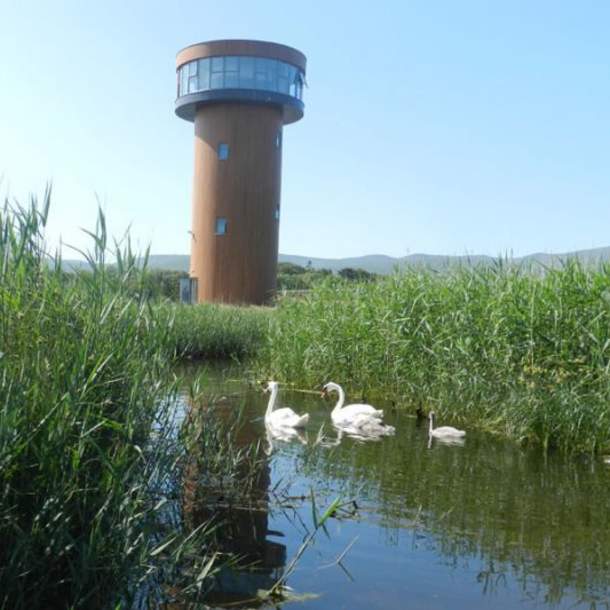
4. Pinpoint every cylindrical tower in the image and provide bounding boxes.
[175,39,306,304]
